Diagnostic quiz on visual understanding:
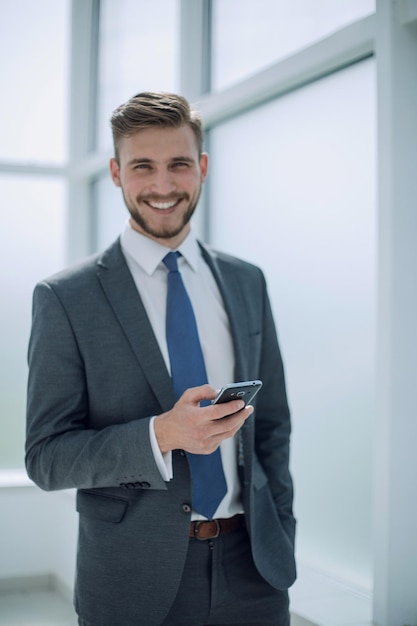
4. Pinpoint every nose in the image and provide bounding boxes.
[150,168,176,195]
